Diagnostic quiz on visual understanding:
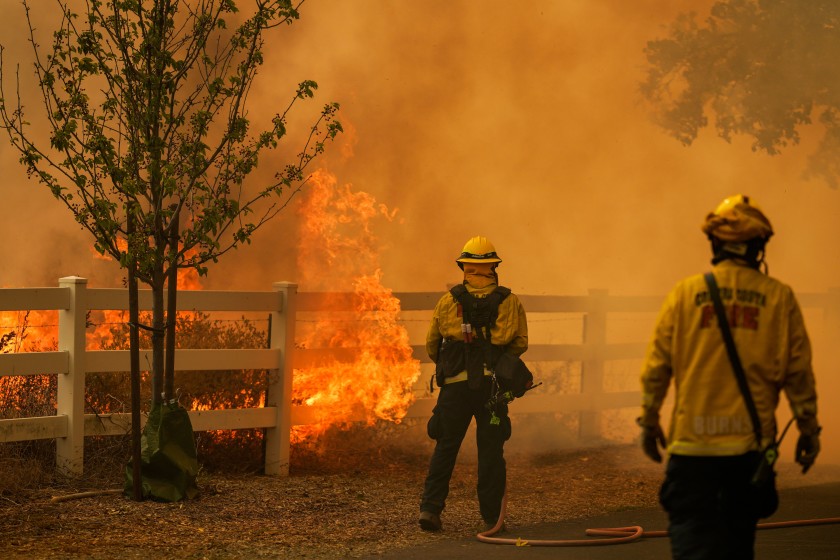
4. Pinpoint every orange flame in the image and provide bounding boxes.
[1,265,204,417]
[0,309,58,353]
[291,170,420,443]
[2,177,423,442]
[1,243,204,355]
